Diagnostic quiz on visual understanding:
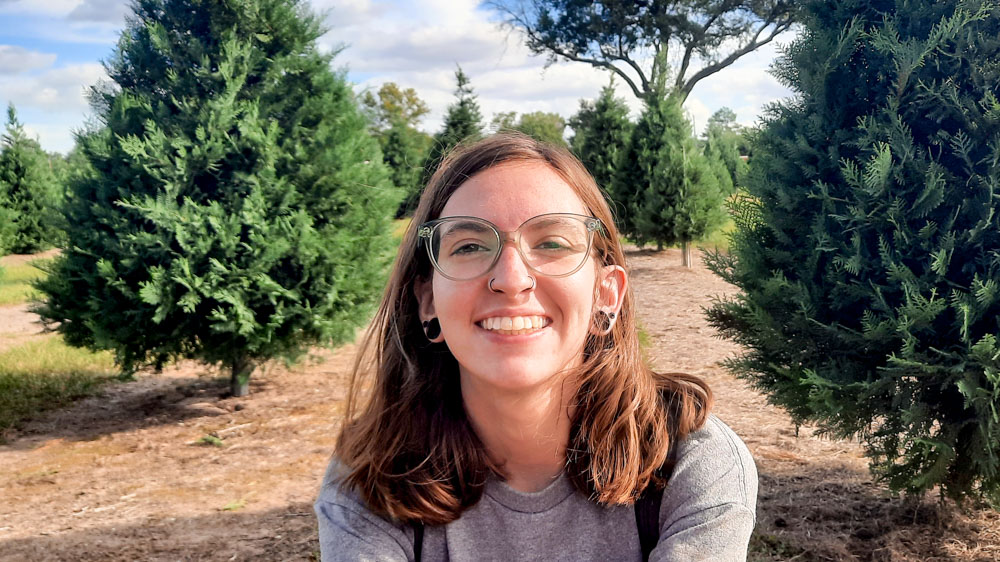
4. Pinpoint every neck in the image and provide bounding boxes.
[461,372,577,493]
